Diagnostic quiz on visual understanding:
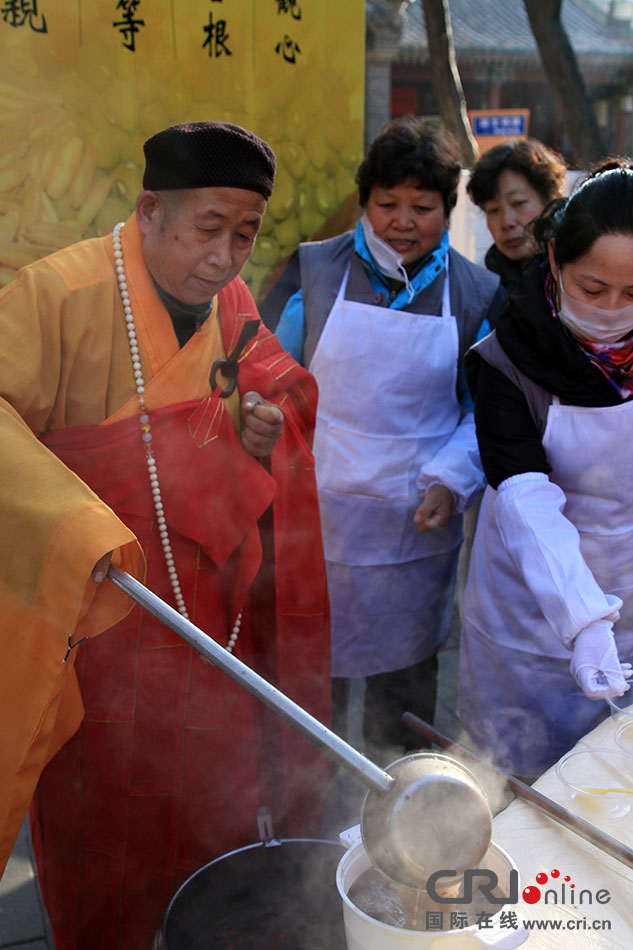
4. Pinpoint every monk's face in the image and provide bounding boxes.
[136,187,266,304]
